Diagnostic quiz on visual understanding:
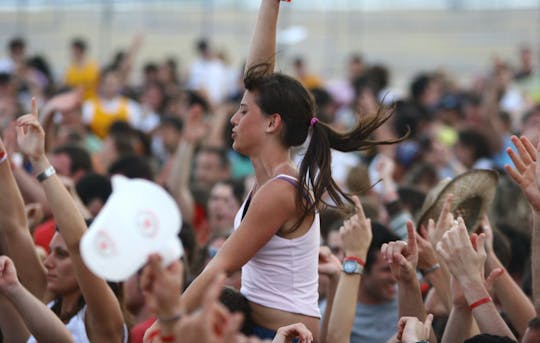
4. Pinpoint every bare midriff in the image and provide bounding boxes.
[249,300,320,342]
